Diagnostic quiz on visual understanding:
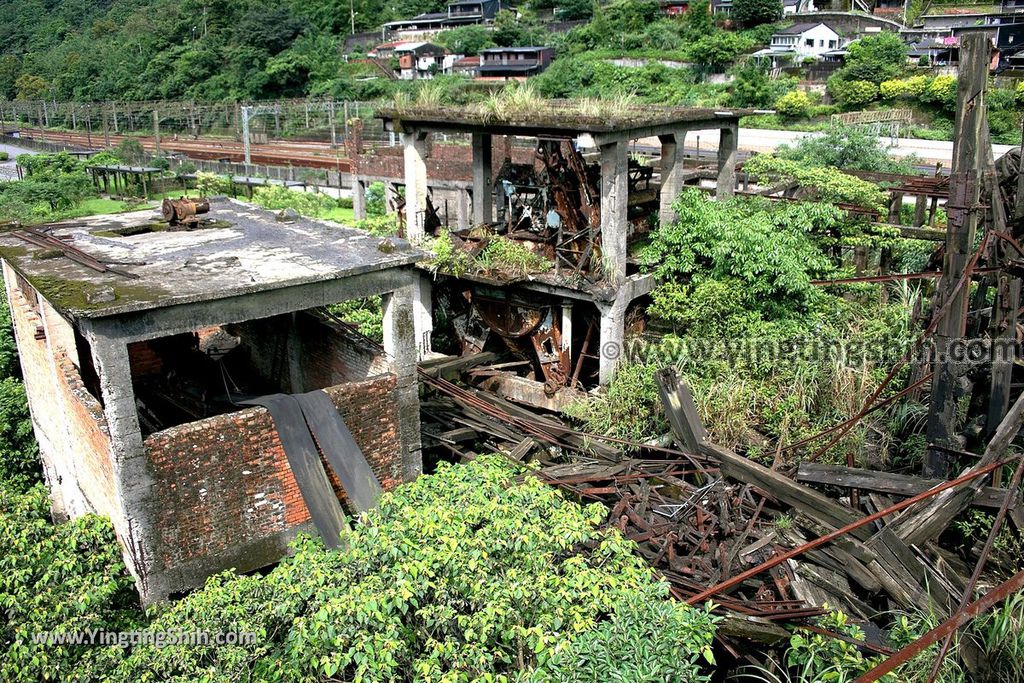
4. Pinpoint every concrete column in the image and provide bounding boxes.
[403,130,430,239]
[382,282,424,481]
[352,178,366,220]
[597,296,627,386]
[79,321,165,600]
[456,187,470,229]
[471,132,492,225]
[600,140,629,286]
[658,131,685,226]
[561,301,573,365]
[716,124,738,198]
